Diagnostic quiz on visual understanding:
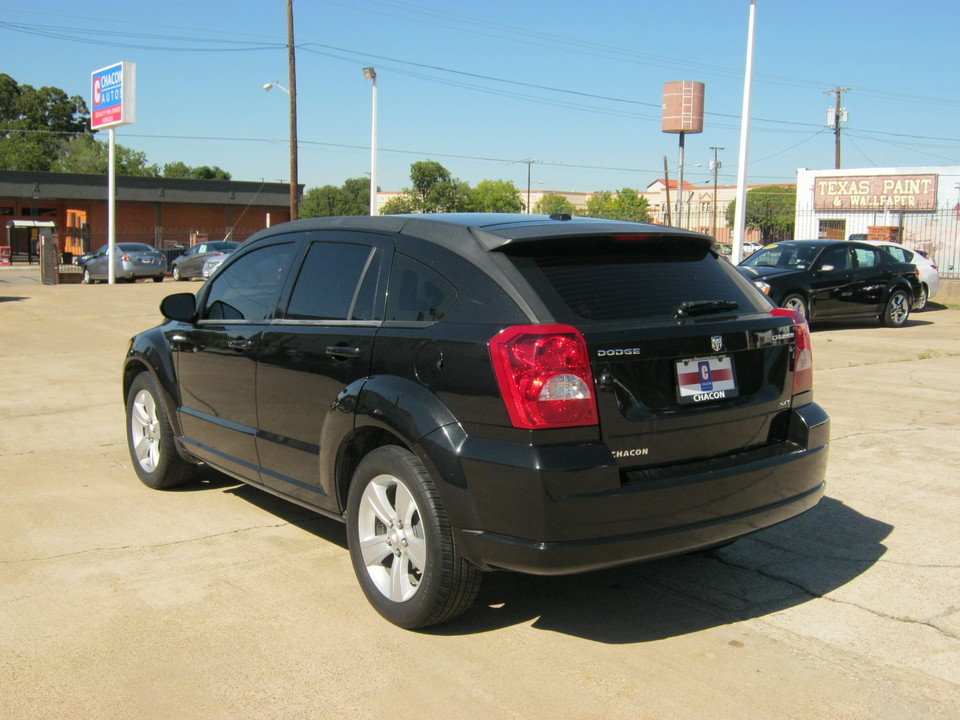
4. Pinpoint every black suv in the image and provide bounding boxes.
[738,239,922,326]
[123,214,829,628]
